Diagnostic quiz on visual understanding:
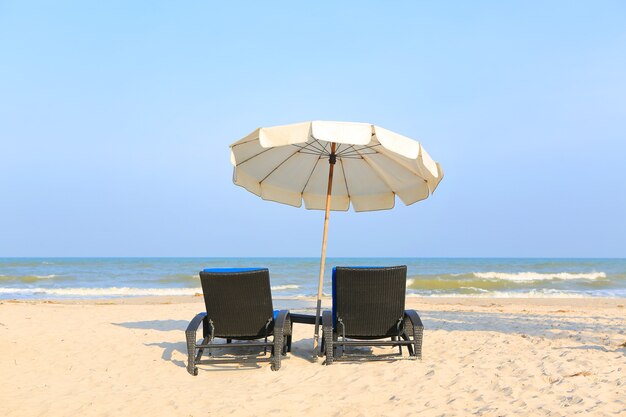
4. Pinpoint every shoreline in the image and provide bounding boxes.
[2,294,625,308]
